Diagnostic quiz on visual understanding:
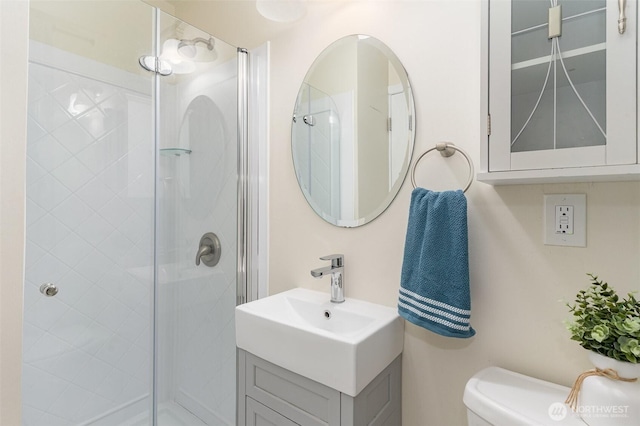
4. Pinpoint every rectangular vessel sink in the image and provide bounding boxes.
[235,288,404,396]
